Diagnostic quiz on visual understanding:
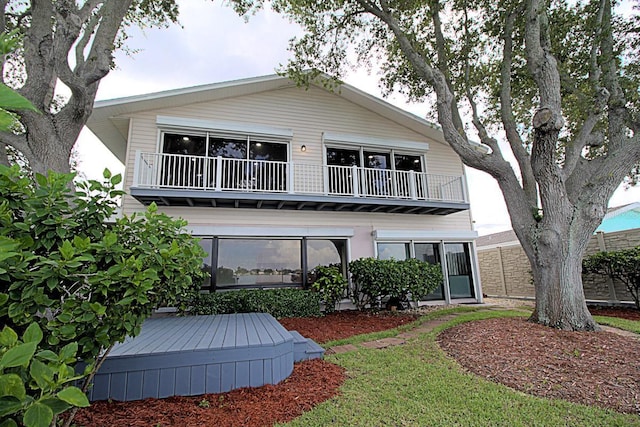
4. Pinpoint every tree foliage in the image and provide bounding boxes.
[0,0,182,173]
[0,165,207,424]
[234,0,640,330]
[0,323,89,427]
[583,247,640,310]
